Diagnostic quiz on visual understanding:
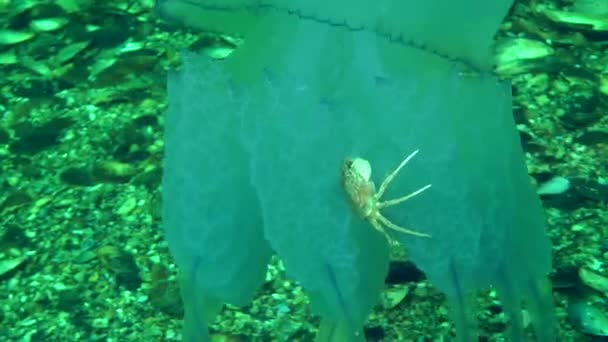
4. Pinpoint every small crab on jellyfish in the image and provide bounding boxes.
[341,149,432,244]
